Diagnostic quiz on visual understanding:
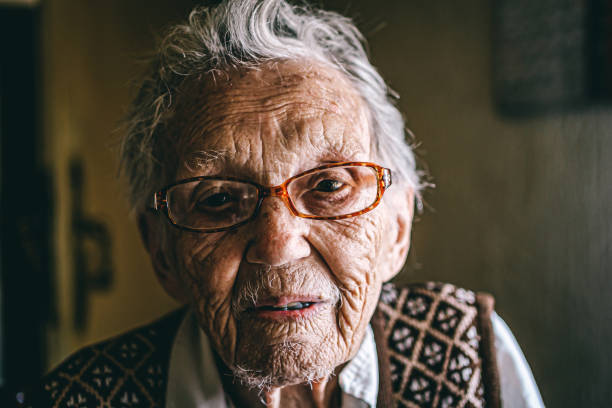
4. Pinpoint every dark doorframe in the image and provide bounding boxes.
[0,3,53,391]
